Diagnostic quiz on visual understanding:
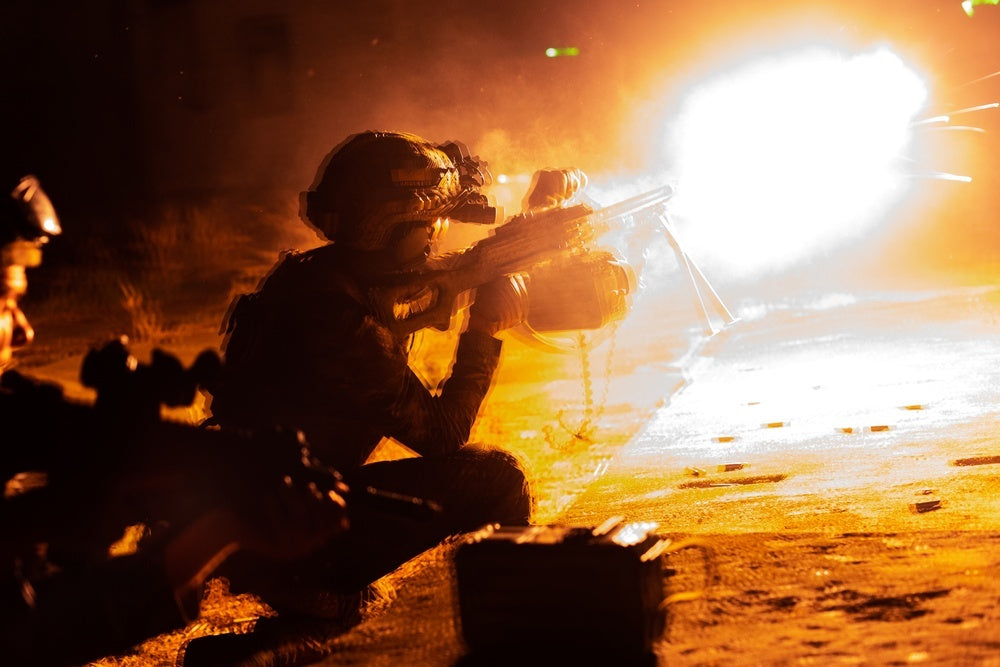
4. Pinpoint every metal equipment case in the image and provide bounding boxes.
[455,520,669,658]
